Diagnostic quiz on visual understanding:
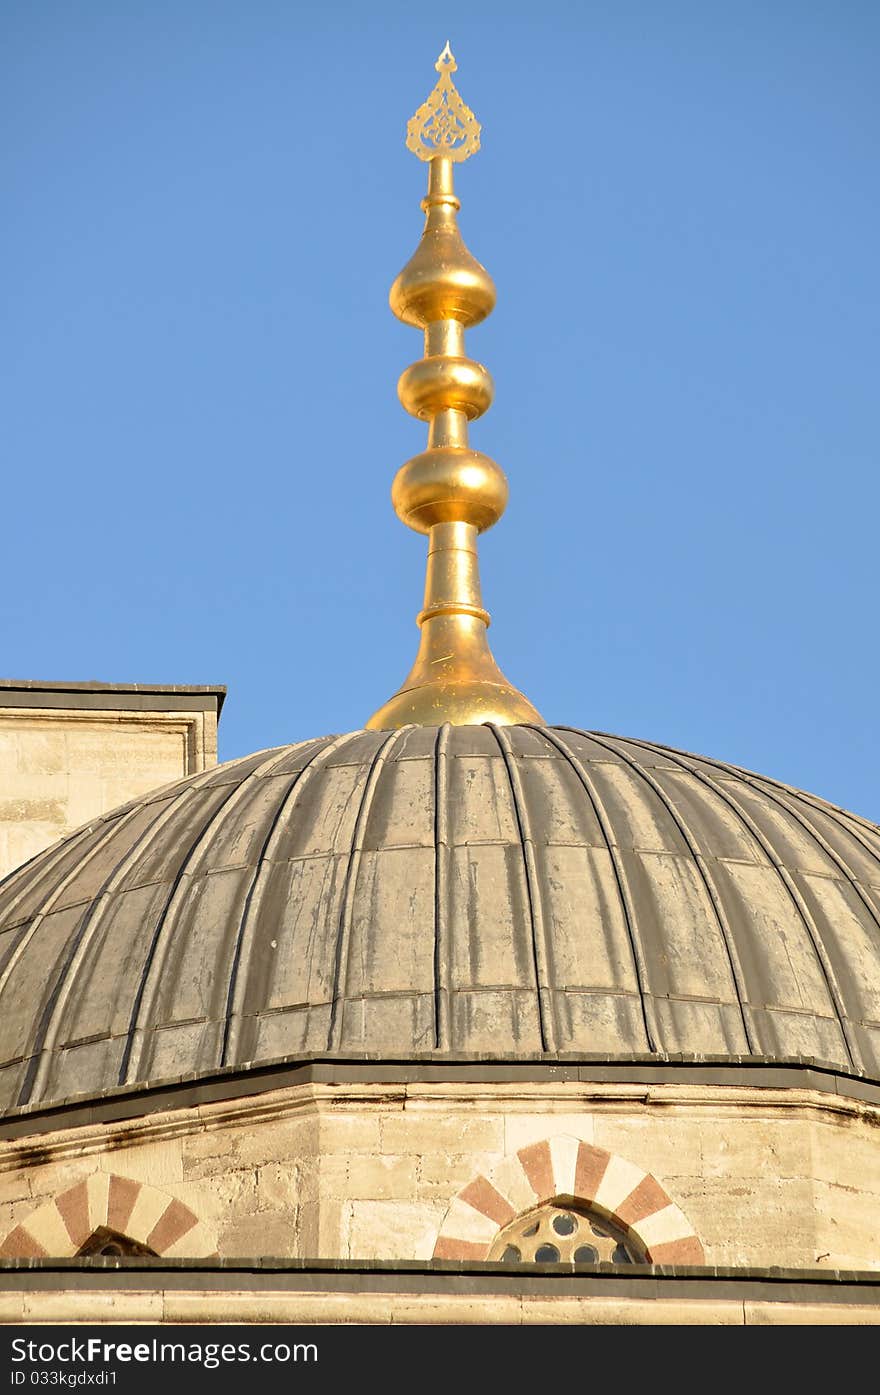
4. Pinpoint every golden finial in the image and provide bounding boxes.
[405,42,481,164]
[366,47,543,730]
